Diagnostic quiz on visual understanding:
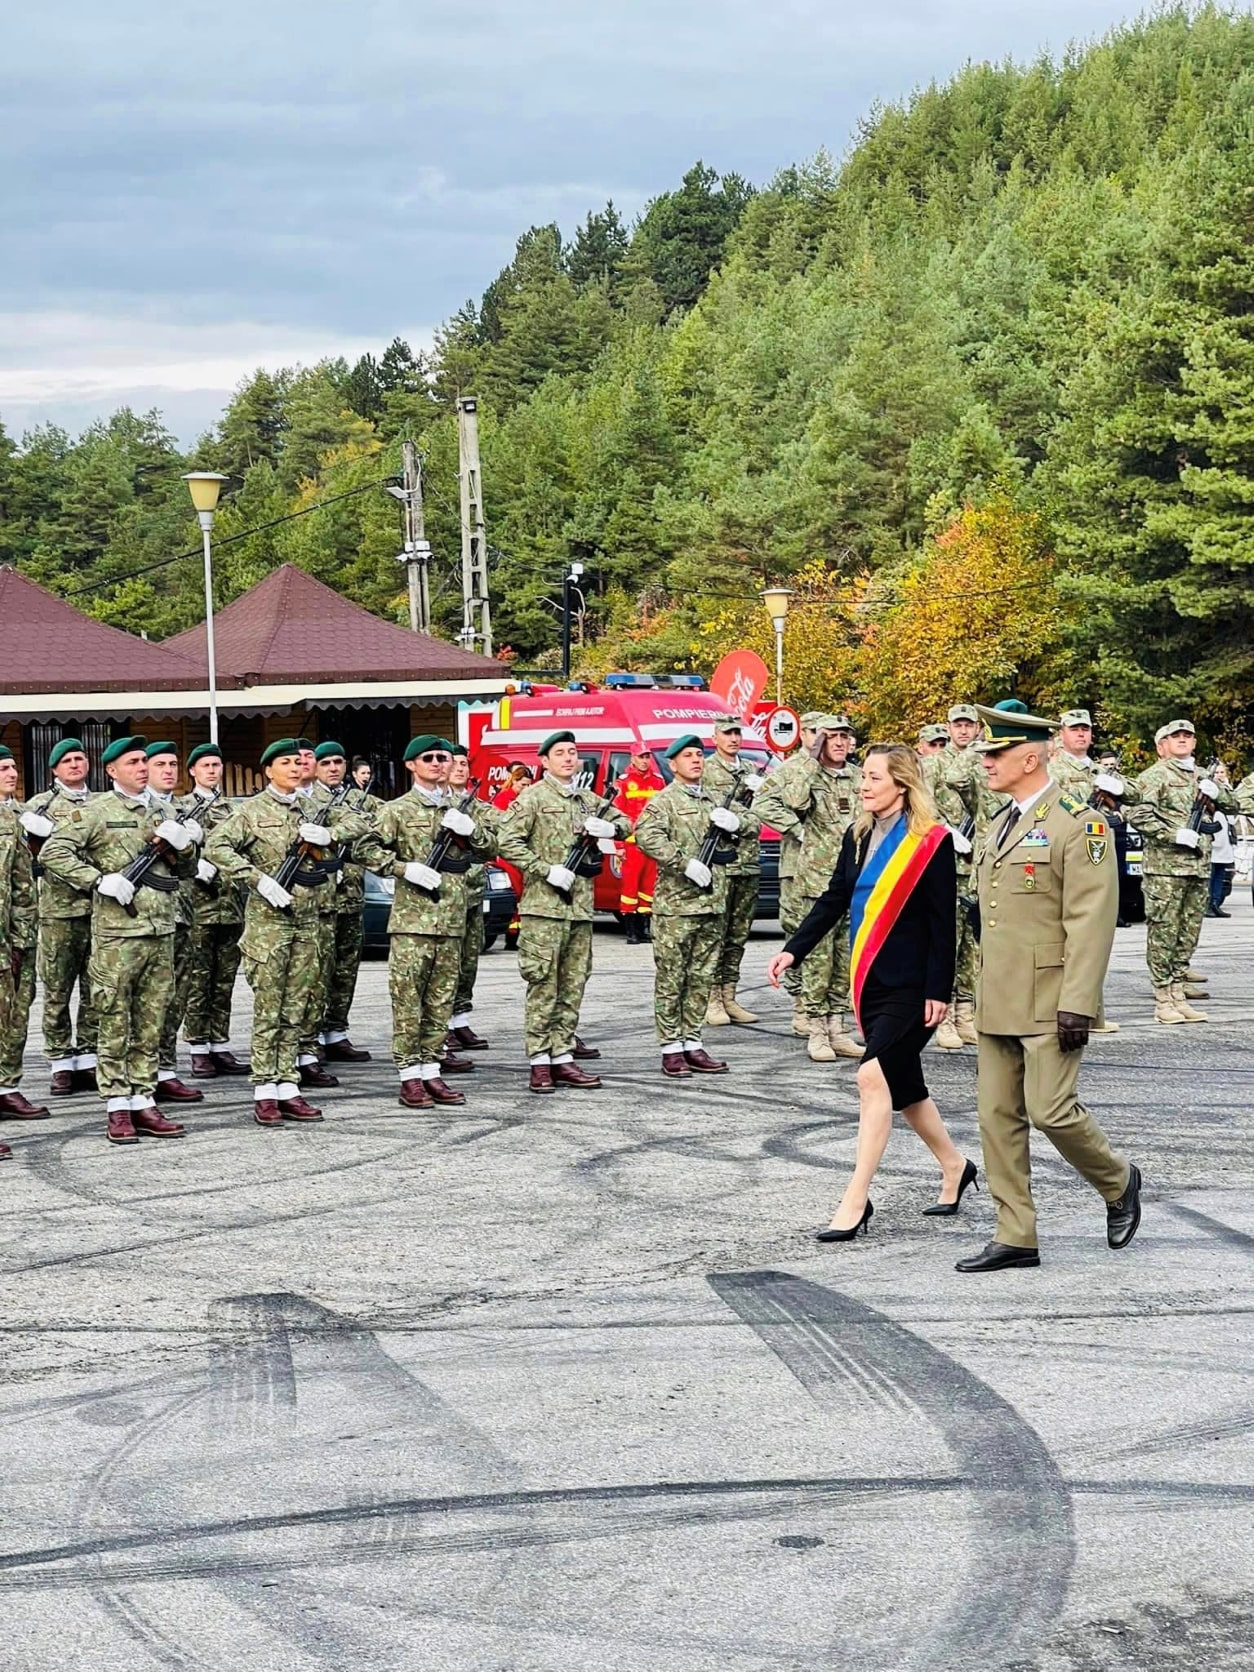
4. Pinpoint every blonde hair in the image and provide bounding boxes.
[852,744,940,841]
